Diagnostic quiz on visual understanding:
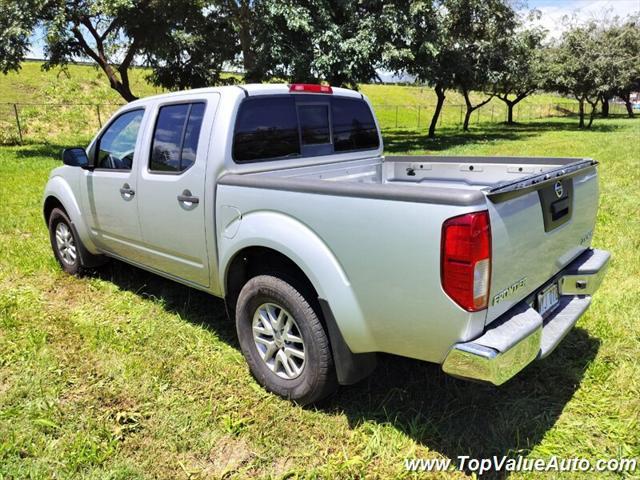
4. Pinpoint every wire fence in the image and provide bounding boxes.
[0,100,630,145]
[0,103,123,145]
